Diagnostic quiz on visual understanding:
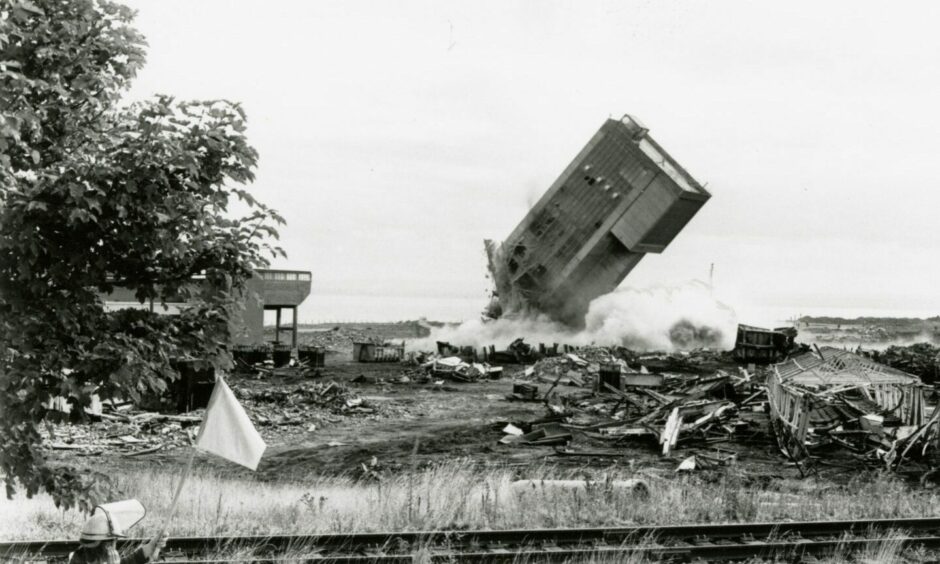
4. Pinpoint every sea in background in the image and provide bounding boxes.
[294,291,939,327]
[296,293,488,324]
